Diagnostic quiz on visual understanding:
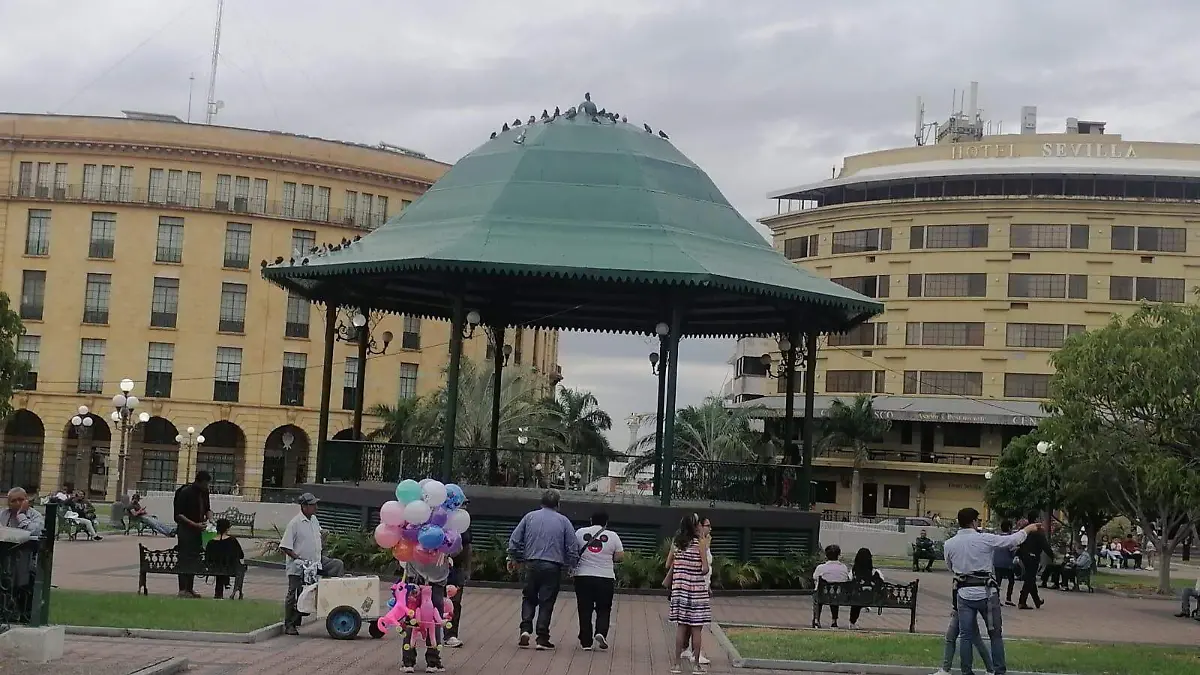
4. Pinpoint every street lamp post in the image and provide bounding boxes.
[70,406,94,496]
[175,426,205,487]
[110,378,151,500]
[648,321,669,497]
[334,310,393,441]
[1036,441,1056,533]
